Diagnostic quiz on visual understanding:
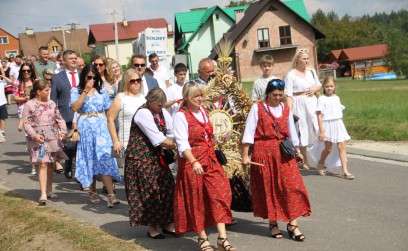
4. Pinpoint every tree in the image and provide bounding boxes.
[383,27,408,76]
[227,1,253,7]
